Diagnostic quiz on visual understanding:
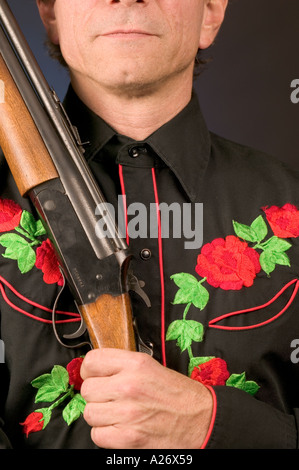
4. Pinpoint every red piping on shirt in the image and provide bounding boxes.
[209,278,299,331]
[0,274,80,324]
[118,165,167,366]
[200,385,217,449]
[152,167,167,367]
